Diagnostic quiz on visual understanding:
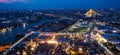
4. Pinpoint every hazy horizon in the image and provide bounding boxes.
[0,0,120,9]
